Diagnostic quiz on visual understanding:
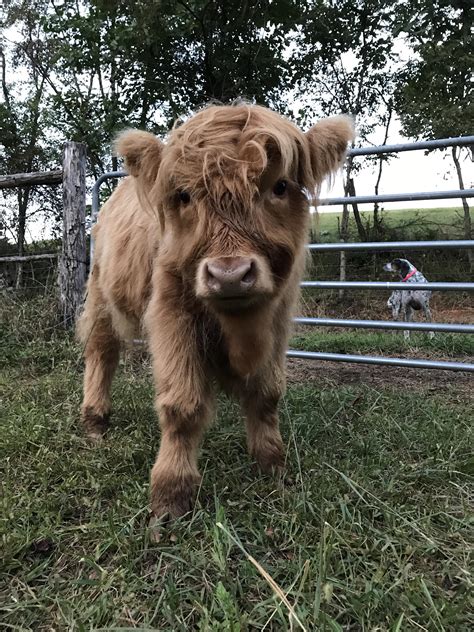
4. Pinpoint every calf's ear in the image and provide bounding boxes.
[114,130,163,187]
[305,115,354,185]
